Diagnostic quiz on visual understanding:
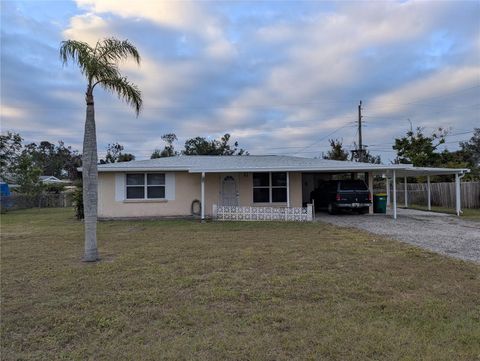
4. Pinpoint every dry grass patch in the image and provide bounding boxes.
[1,208,479,360]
